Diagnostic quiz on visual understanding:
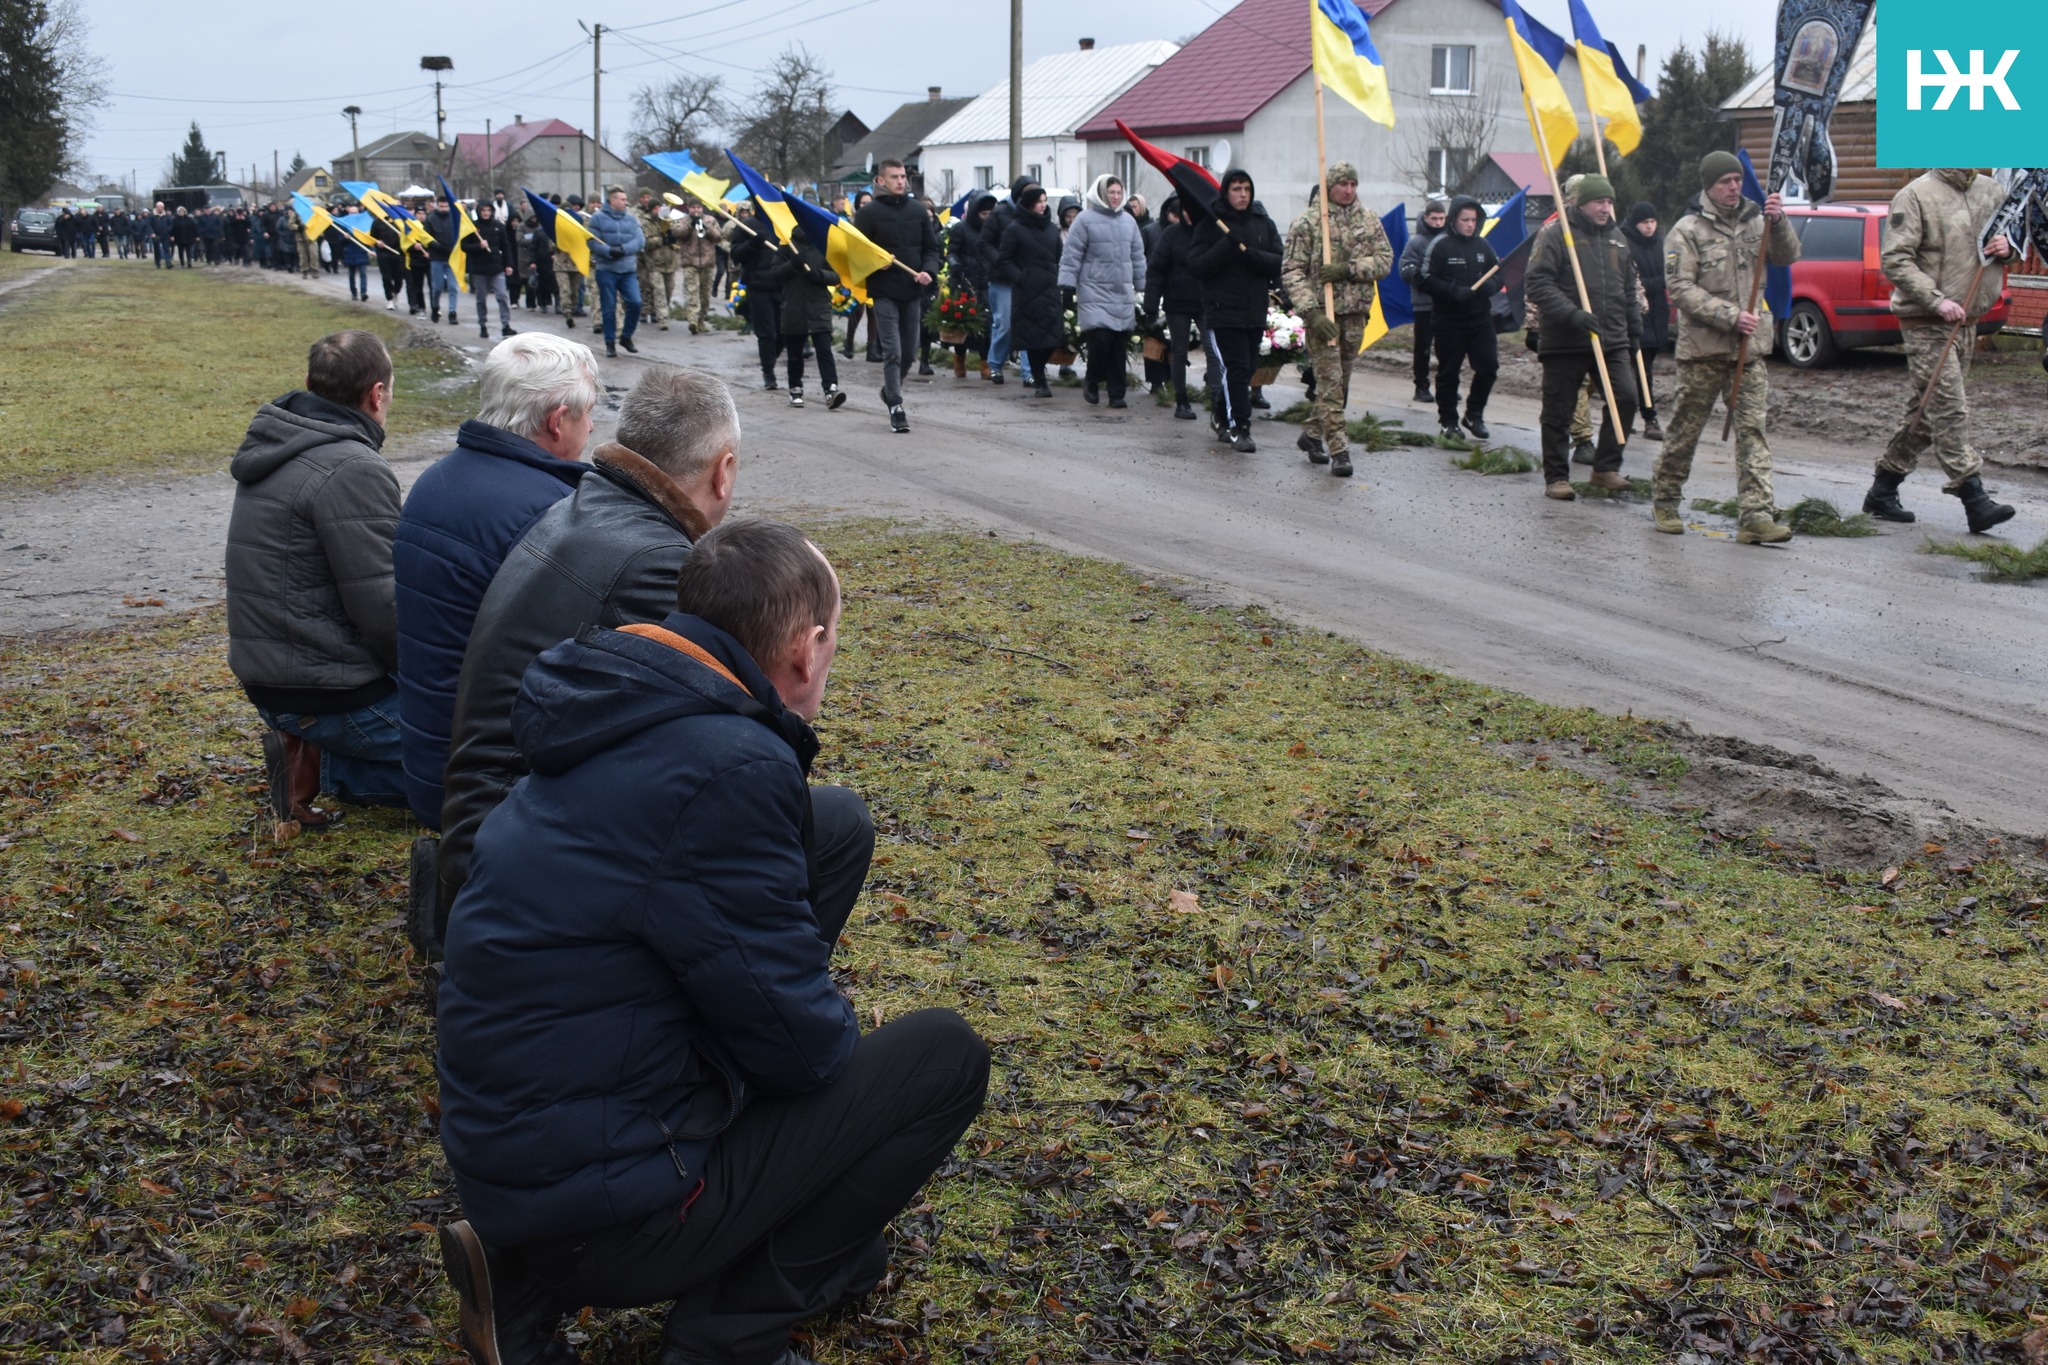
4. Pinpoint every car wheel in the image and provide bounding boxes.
[1782,301,1837,370]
